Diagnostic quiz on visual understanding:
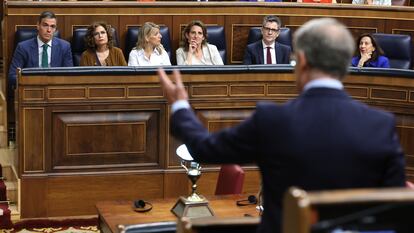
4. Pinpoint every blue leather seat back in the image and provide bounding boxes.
[372,33,412,69]
[71,27,119,66]
[246,27,292,47]
[124,26,172,62]
[71,28,87,66]
[206,26,226,64]
[14,28,61,49]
